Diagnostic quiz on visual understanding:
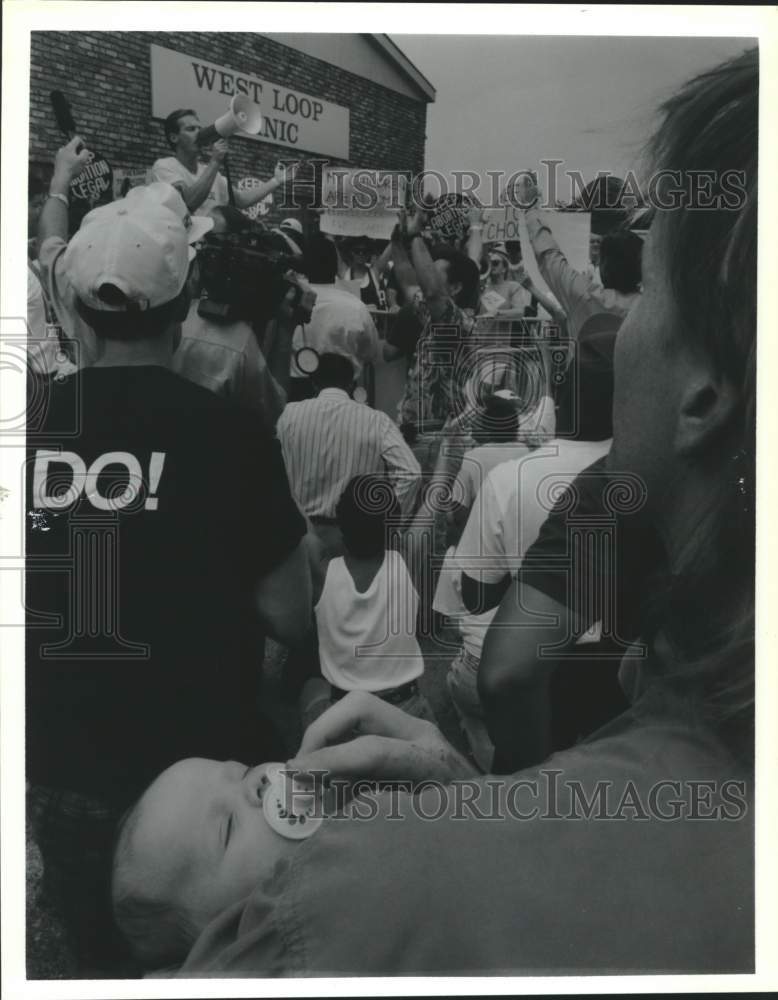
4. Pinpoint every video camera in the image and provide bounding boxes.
[196,229,303,325]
